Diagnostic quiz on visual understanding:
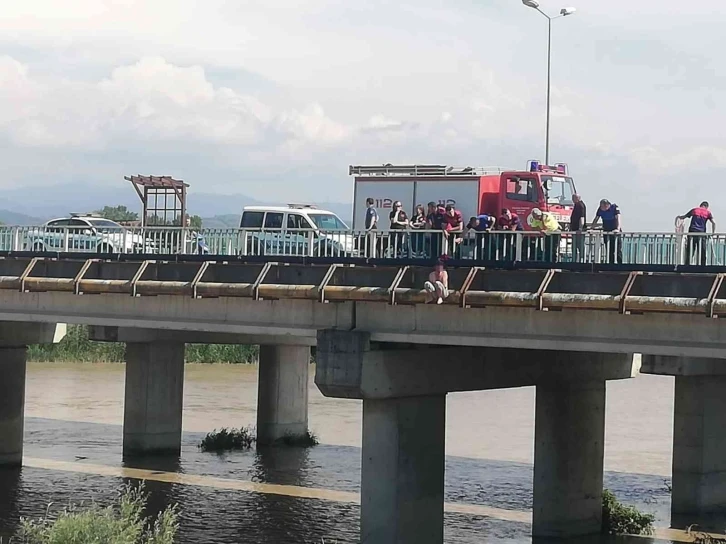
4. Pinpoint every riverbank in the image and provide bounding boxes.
[28,325,259,364]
